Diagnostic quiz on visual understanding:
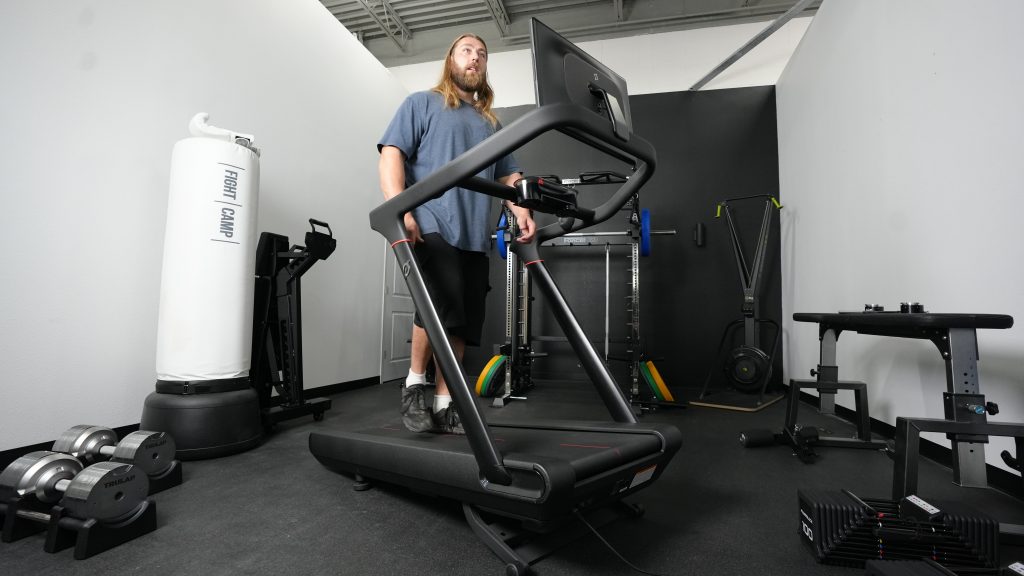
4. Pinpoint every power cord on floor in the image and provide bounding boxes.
[573,509,679,576]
